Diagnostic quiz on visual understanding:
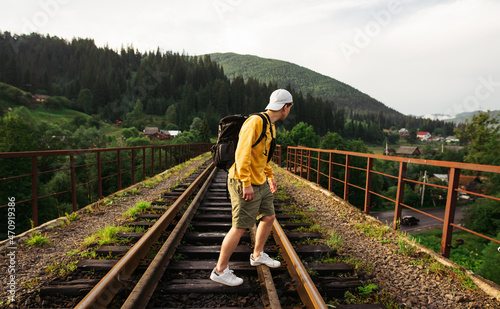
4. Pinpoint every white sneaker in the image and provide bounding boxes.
[210,267,244,286]
[250,252,281,268]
